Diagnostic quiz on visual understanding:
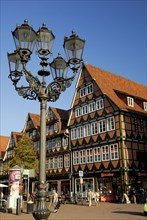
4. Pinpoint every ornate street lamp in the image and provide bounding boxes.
[7,20,85,220]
